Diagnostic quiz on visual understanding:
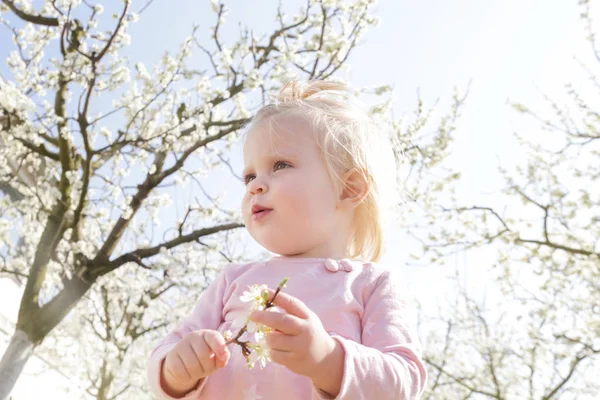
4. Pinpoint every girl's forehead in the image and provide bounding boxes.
[243,119,318,158]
